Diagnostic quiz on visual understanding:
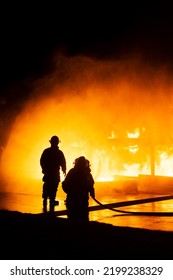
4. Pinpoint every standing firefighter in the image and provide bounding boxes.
[62,156,95,222]
[40,135,66,212]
